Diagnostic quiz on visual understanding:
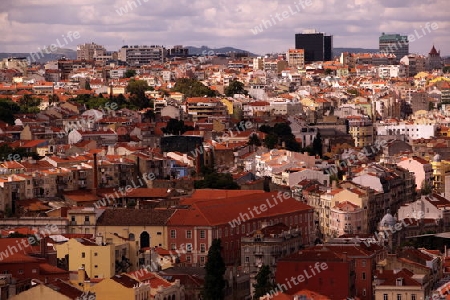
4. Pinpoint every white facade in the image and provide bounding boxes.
[376,122,436,143]
[377,65,407,78]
